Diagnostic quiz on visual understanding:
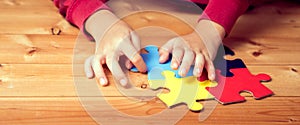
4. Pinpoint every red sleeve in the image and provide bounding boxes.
[199,0,249,35]
[53,0,109,30]
[54,0,248,36]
